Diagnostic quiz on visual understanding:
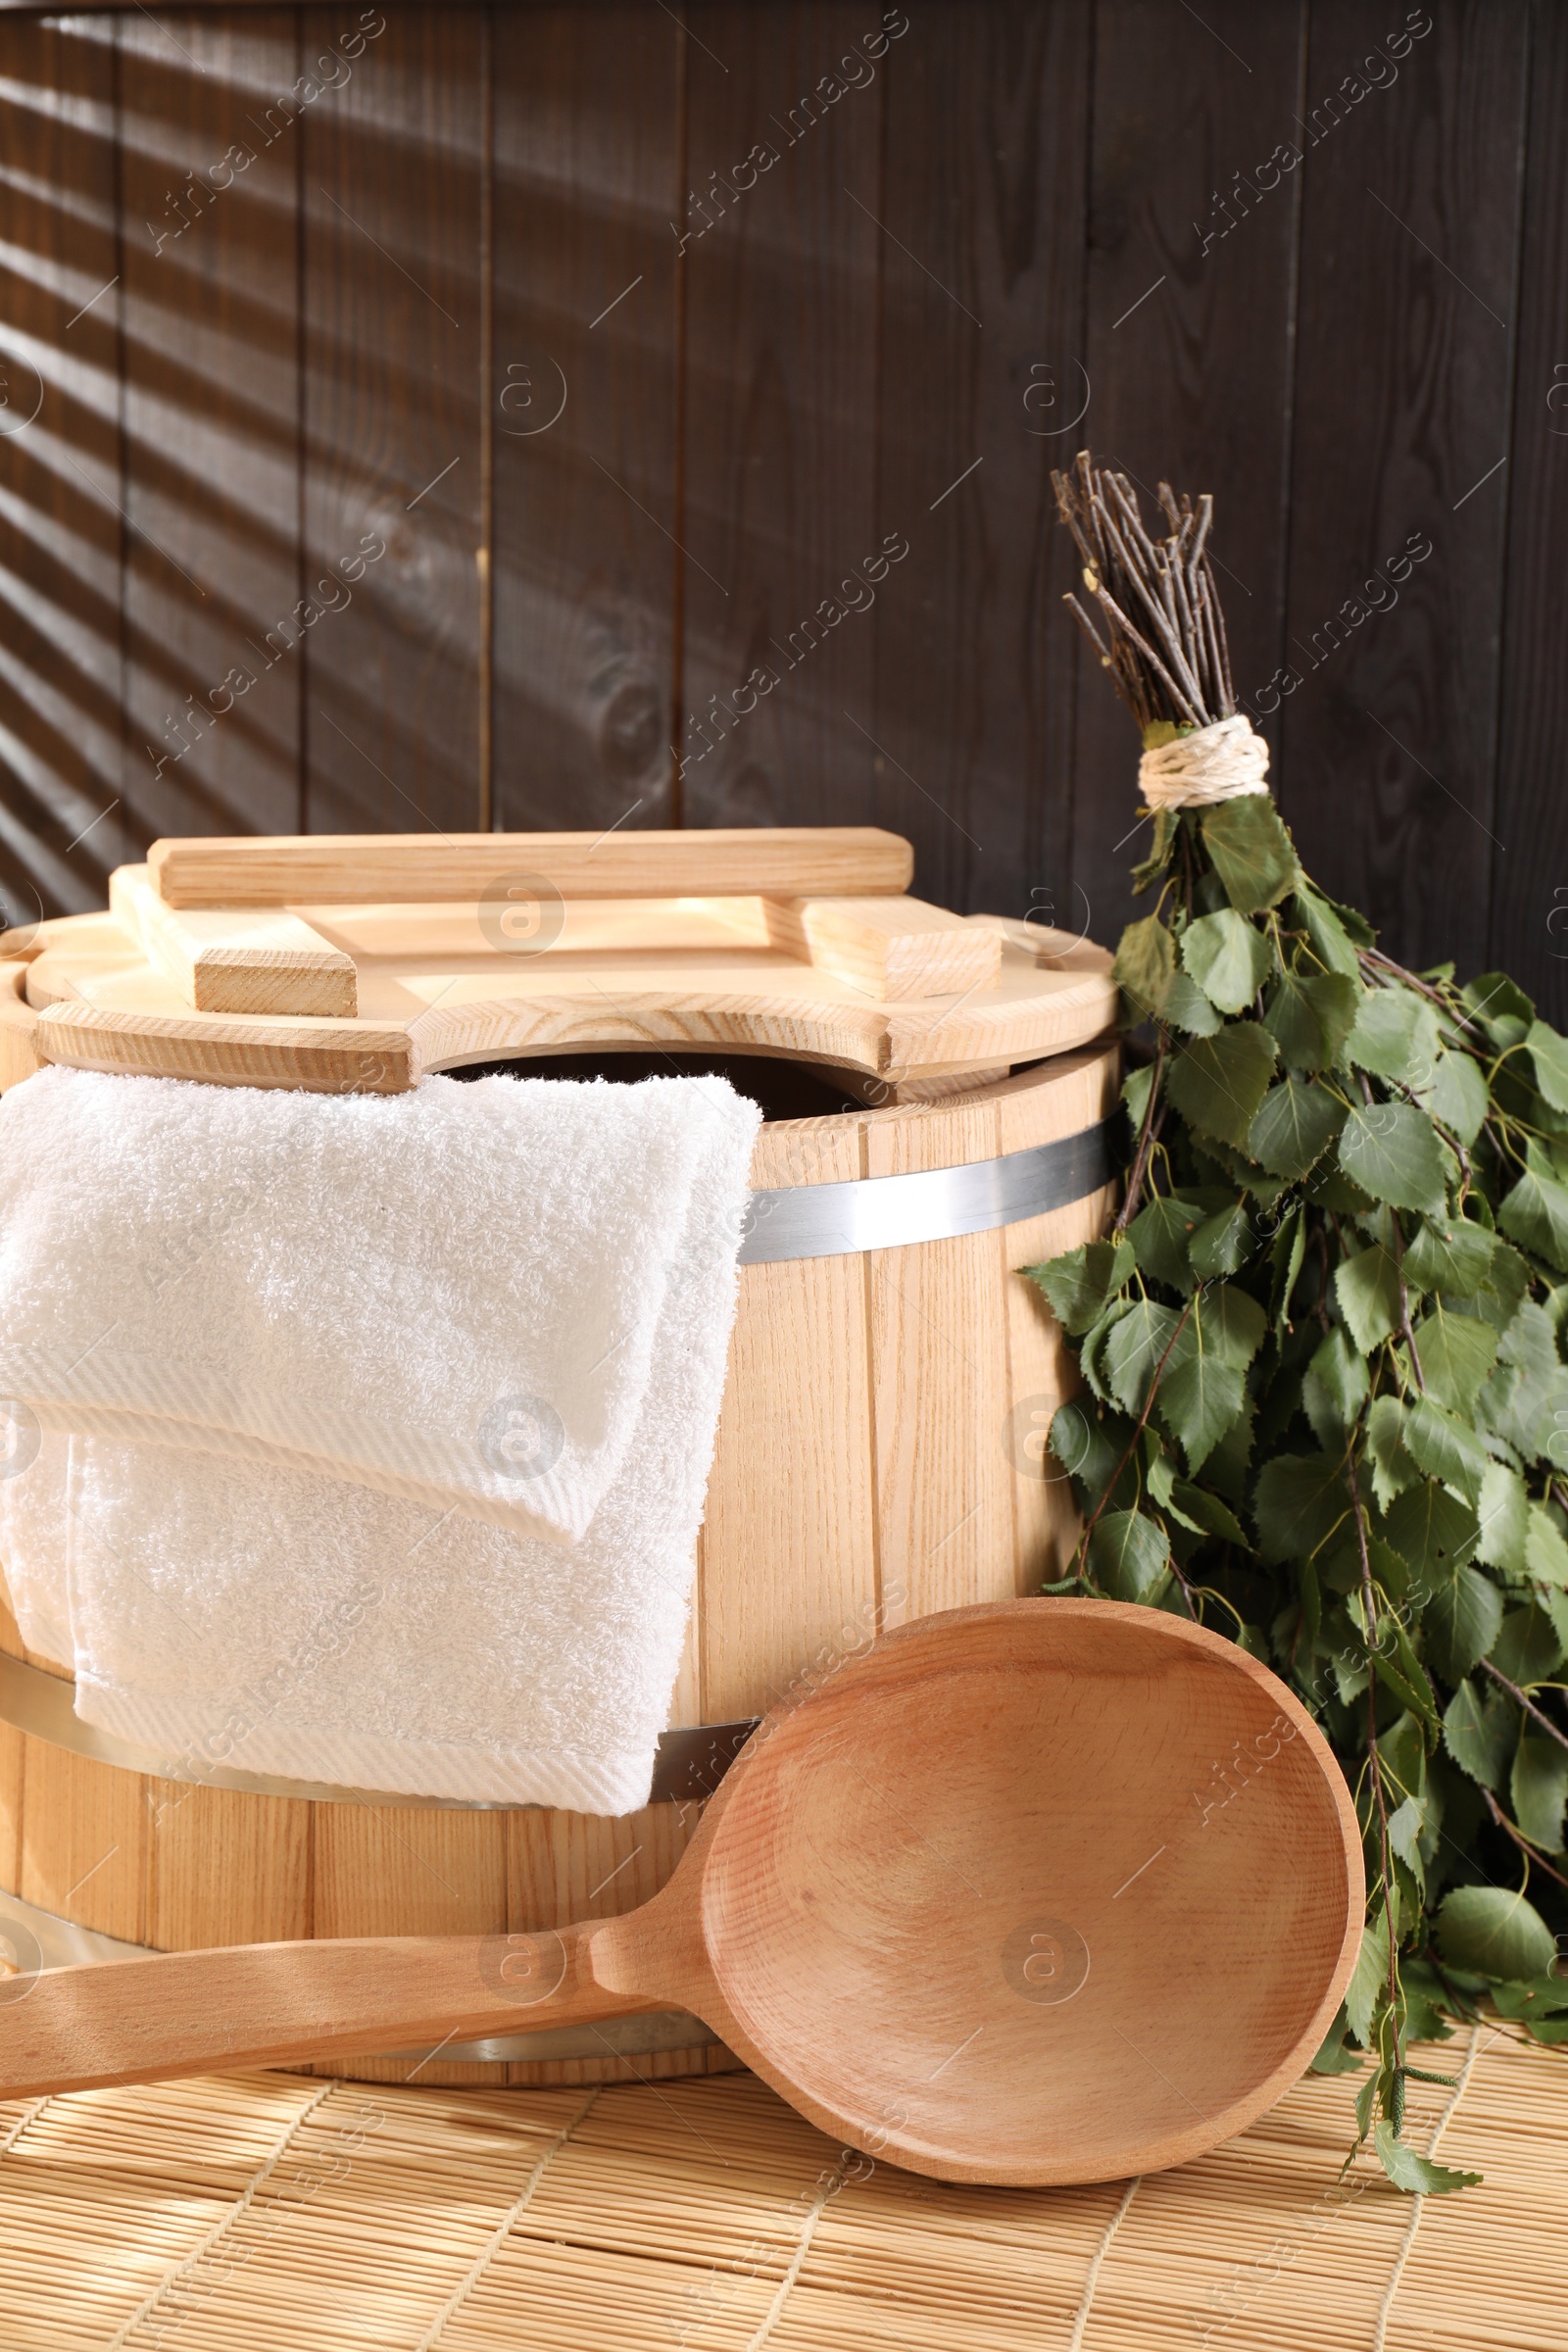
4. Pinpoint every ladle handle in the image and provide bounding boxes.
[0,1925,660,2099]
